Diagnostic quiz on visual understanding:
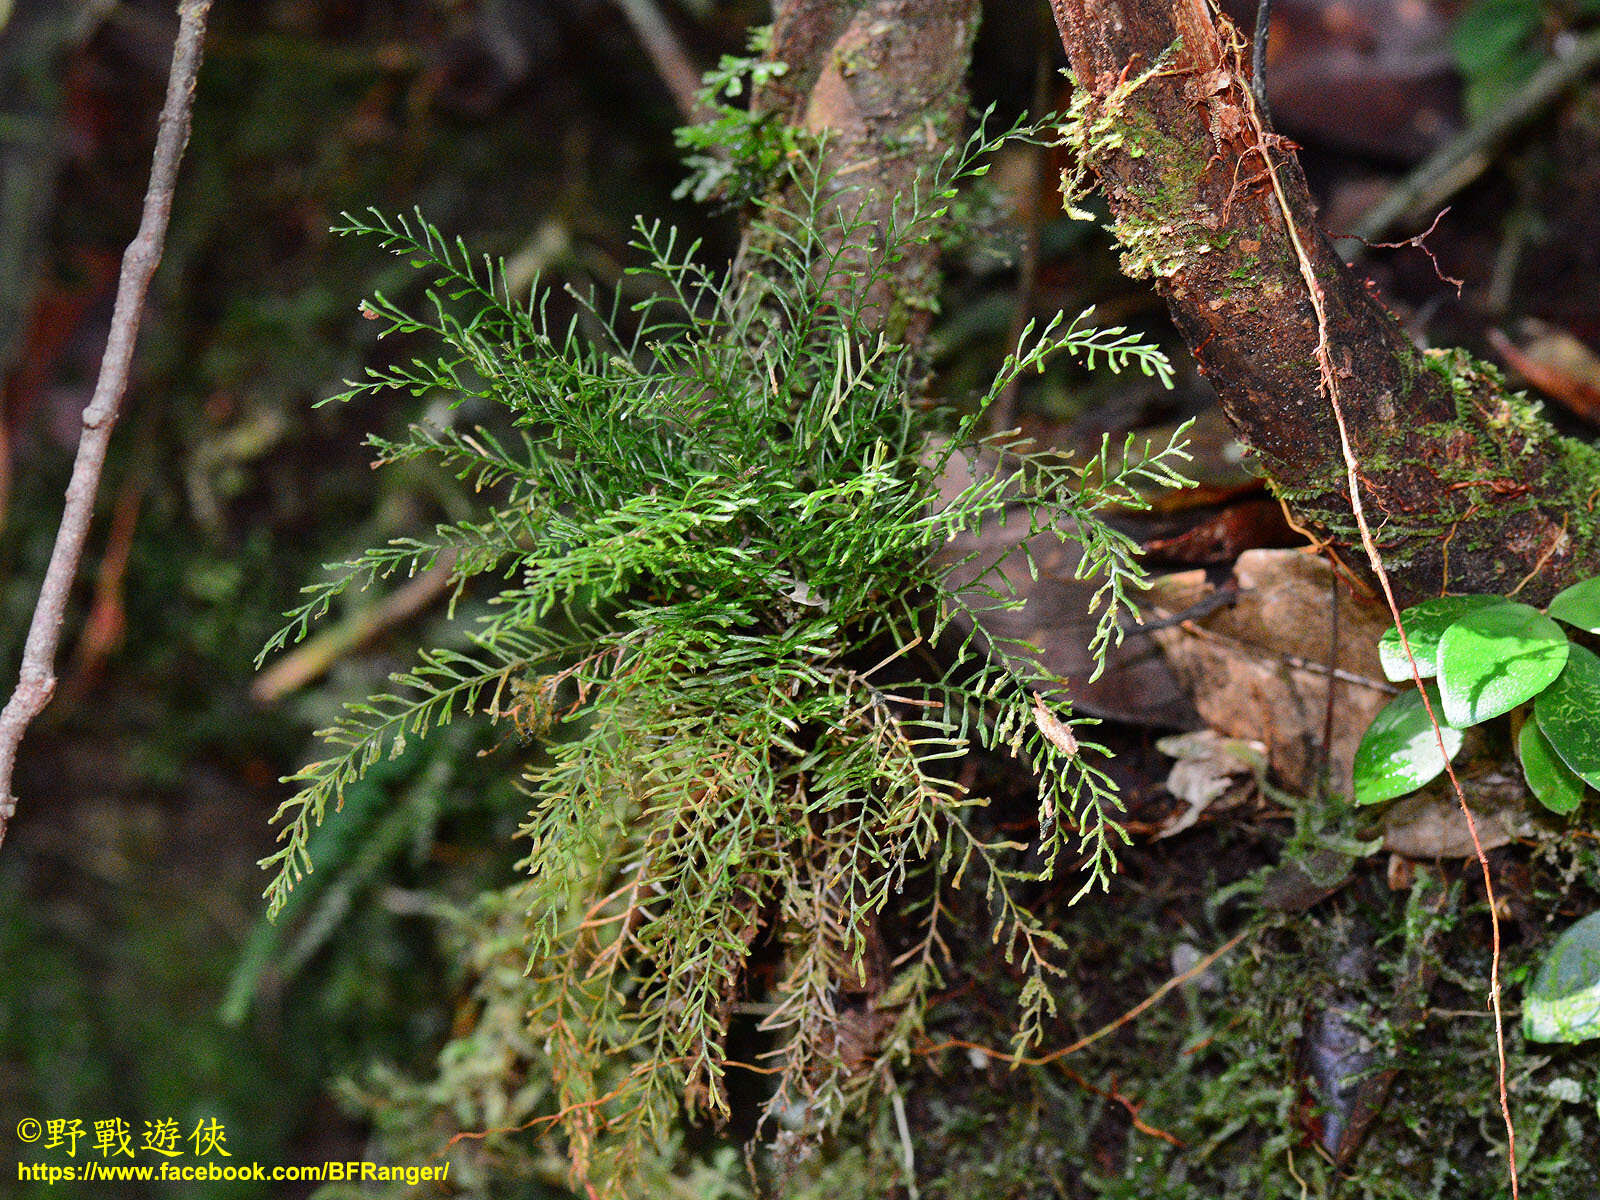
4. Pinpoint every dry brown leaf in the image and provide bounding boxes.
[929,436,1195,726]
[1031,693,1080,757]
[1490,323,1600,426]
[1142,549,1394,794]
[1380,758,1535,859]
[1154,729,1265,839]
